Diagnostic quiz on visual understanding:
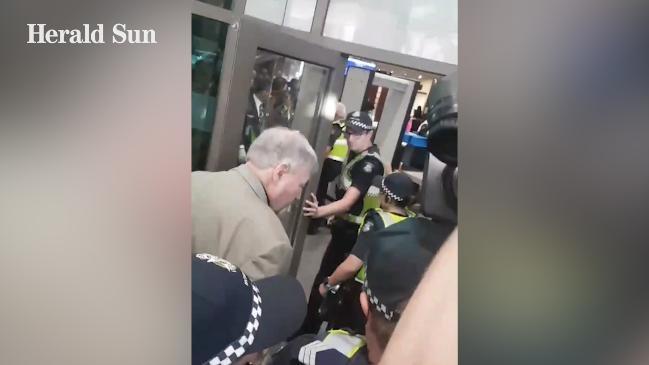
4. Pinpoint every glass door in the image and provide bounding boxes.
[205,15,347,275]
[236,50,331,240]
[191,14,229,171]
